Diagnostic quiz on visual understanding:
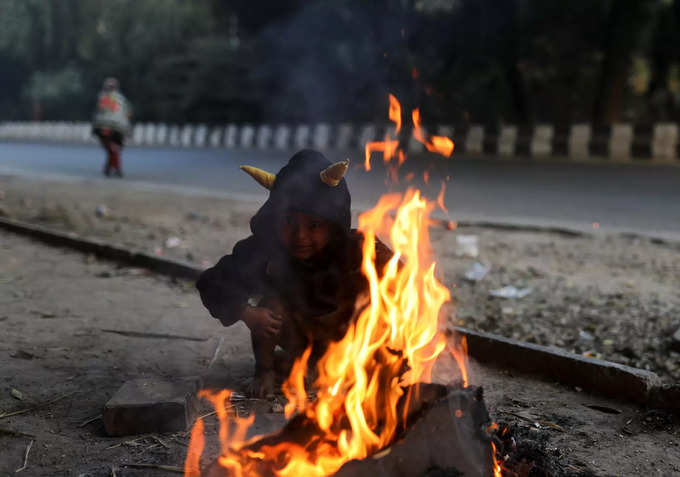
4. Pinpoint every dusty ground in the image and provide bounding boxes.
[1,230,679,476]
[1,173,679,384]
